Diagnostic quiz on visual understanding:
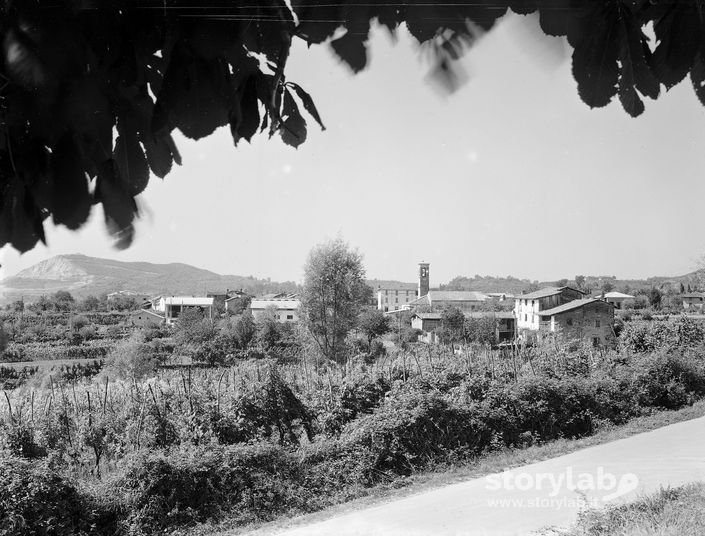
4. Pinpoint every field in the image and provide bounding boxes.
[2,315,705,535]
